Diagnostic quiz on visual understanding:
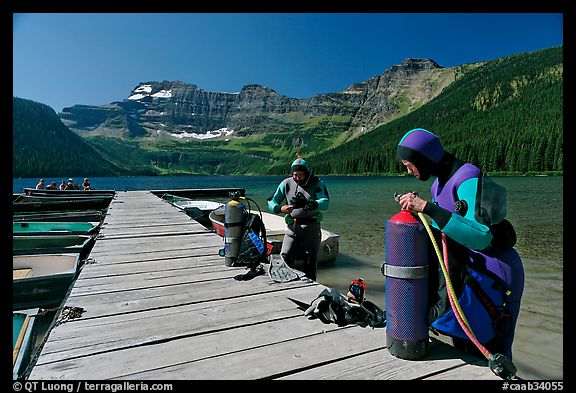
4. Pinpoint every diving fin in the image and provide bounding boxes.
[269,254,306,283]
[287,297,312,312]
